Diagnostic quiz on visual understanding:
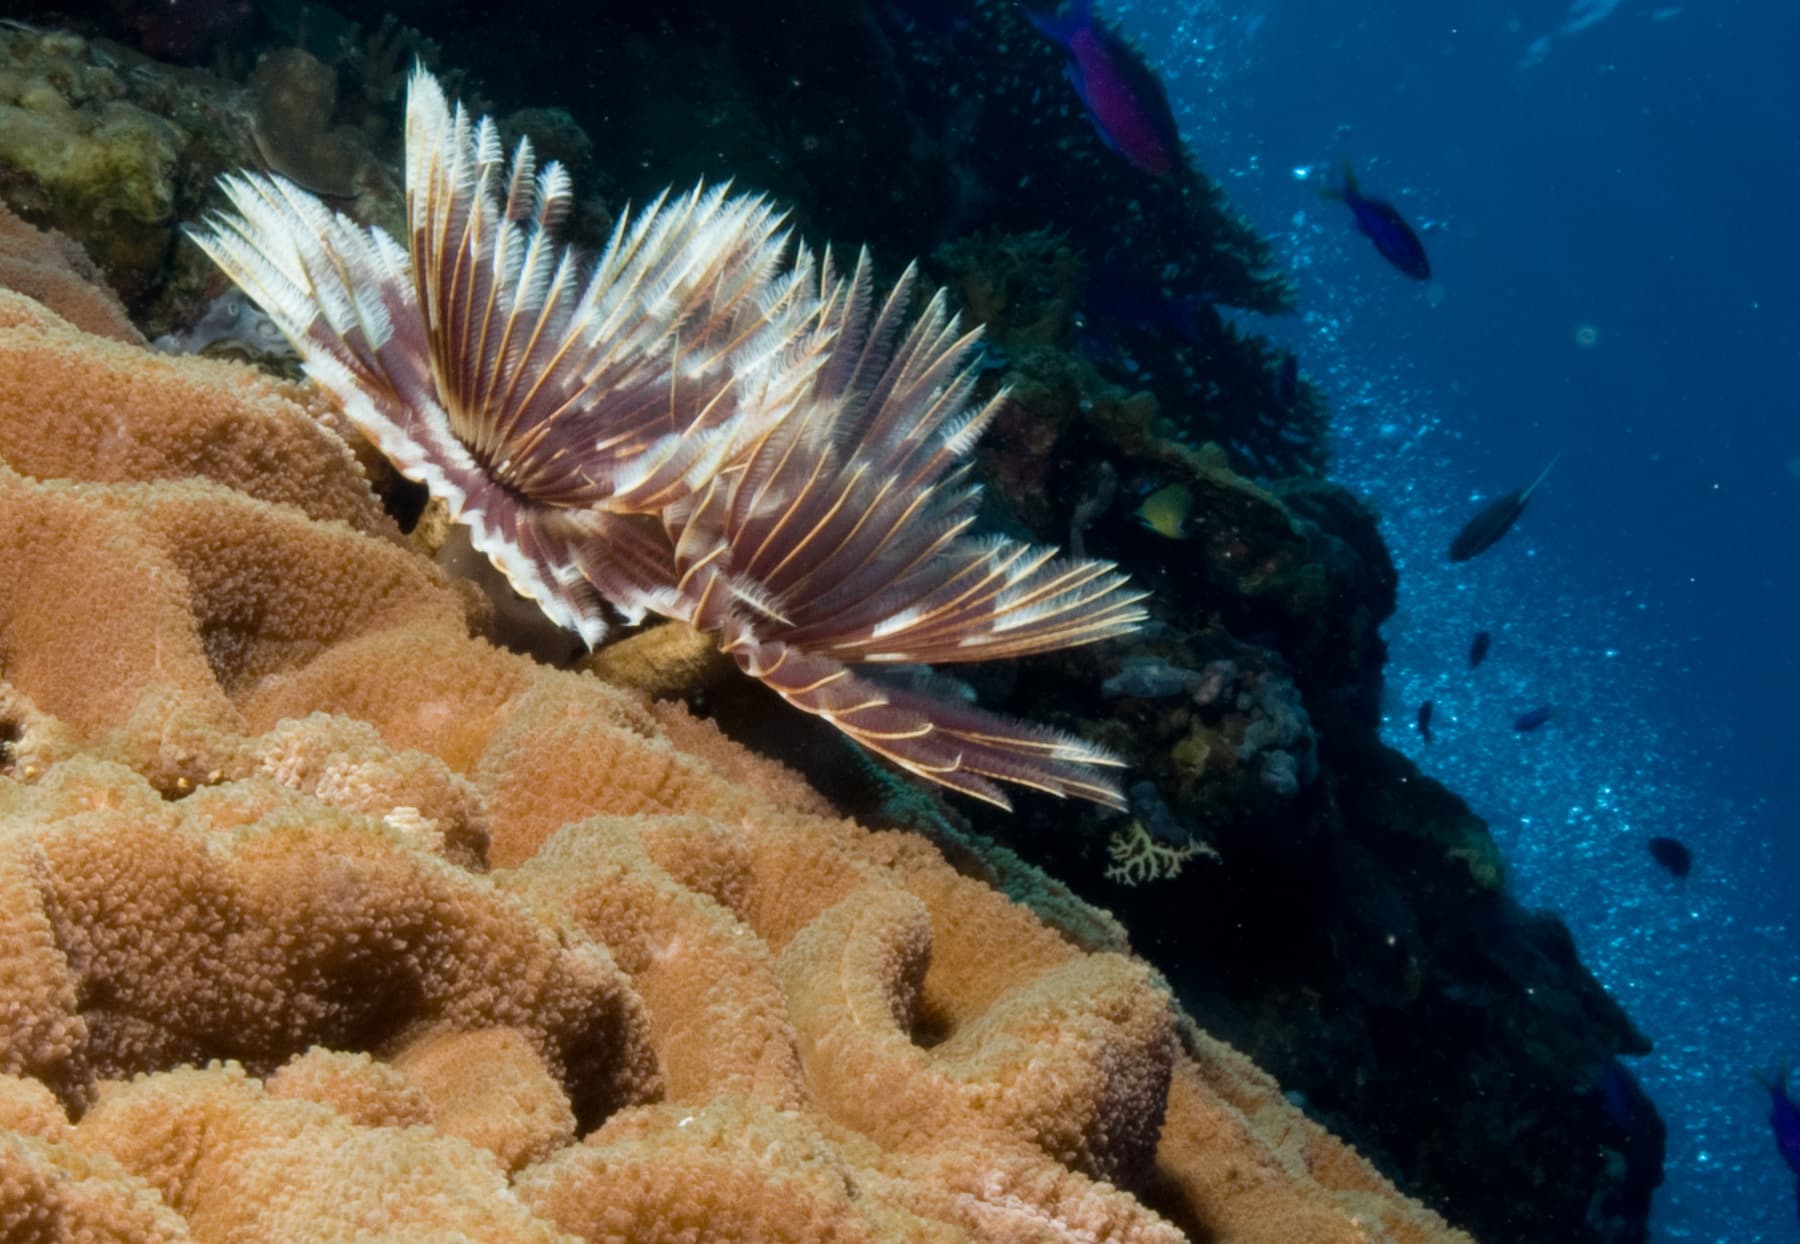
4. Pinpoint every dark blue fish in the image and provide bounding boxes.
[1647,835,1692,878]
[1027,0,1183,177]
[1080,252,1216,349]
[1416,699,1435,745]
[1449,457,1558,562]
[1588,1059,1667,1223]
[1468,630,1492,668]
[1128,779,1193,847]
[1270,350,1299,406]
[1757,1067,1800,1222]
[1321,160,1431,280]
[1596,1059,1645,1136]
[1513,705,1554,732]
